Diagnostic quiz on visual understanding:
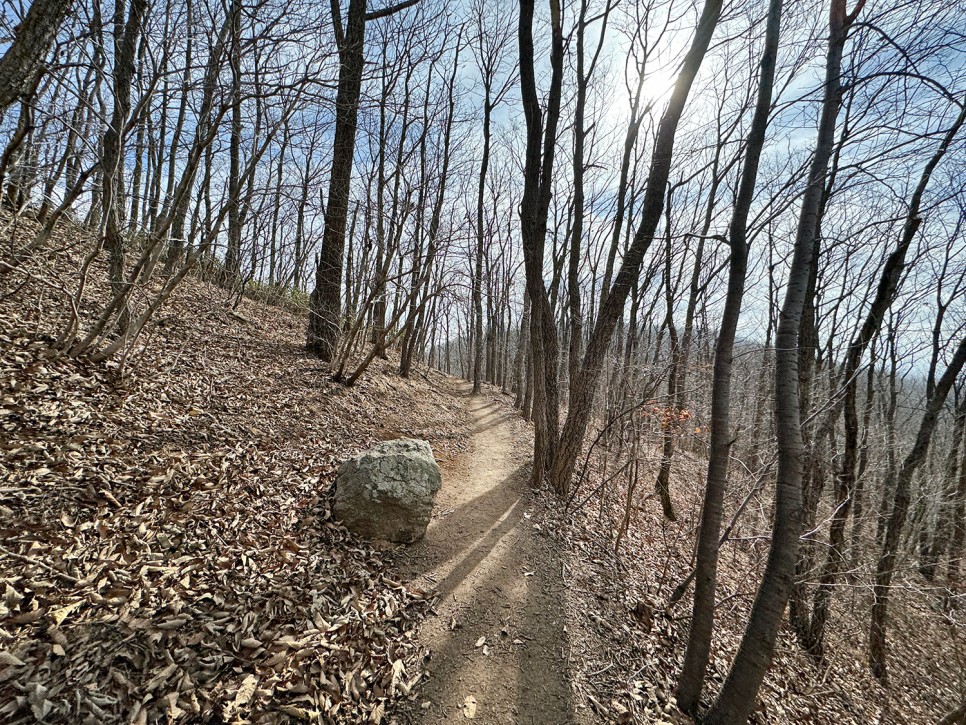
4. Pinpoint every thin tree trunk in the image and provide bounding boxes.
[706,3,862,721]
[224,0,243,282]
[472,86,492,394]
[675,0,782,710]
[869,336,966,681]
[847,356,877,574]
[549,0,723,496]
[102,0,150,333]
[518,0,564,488]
